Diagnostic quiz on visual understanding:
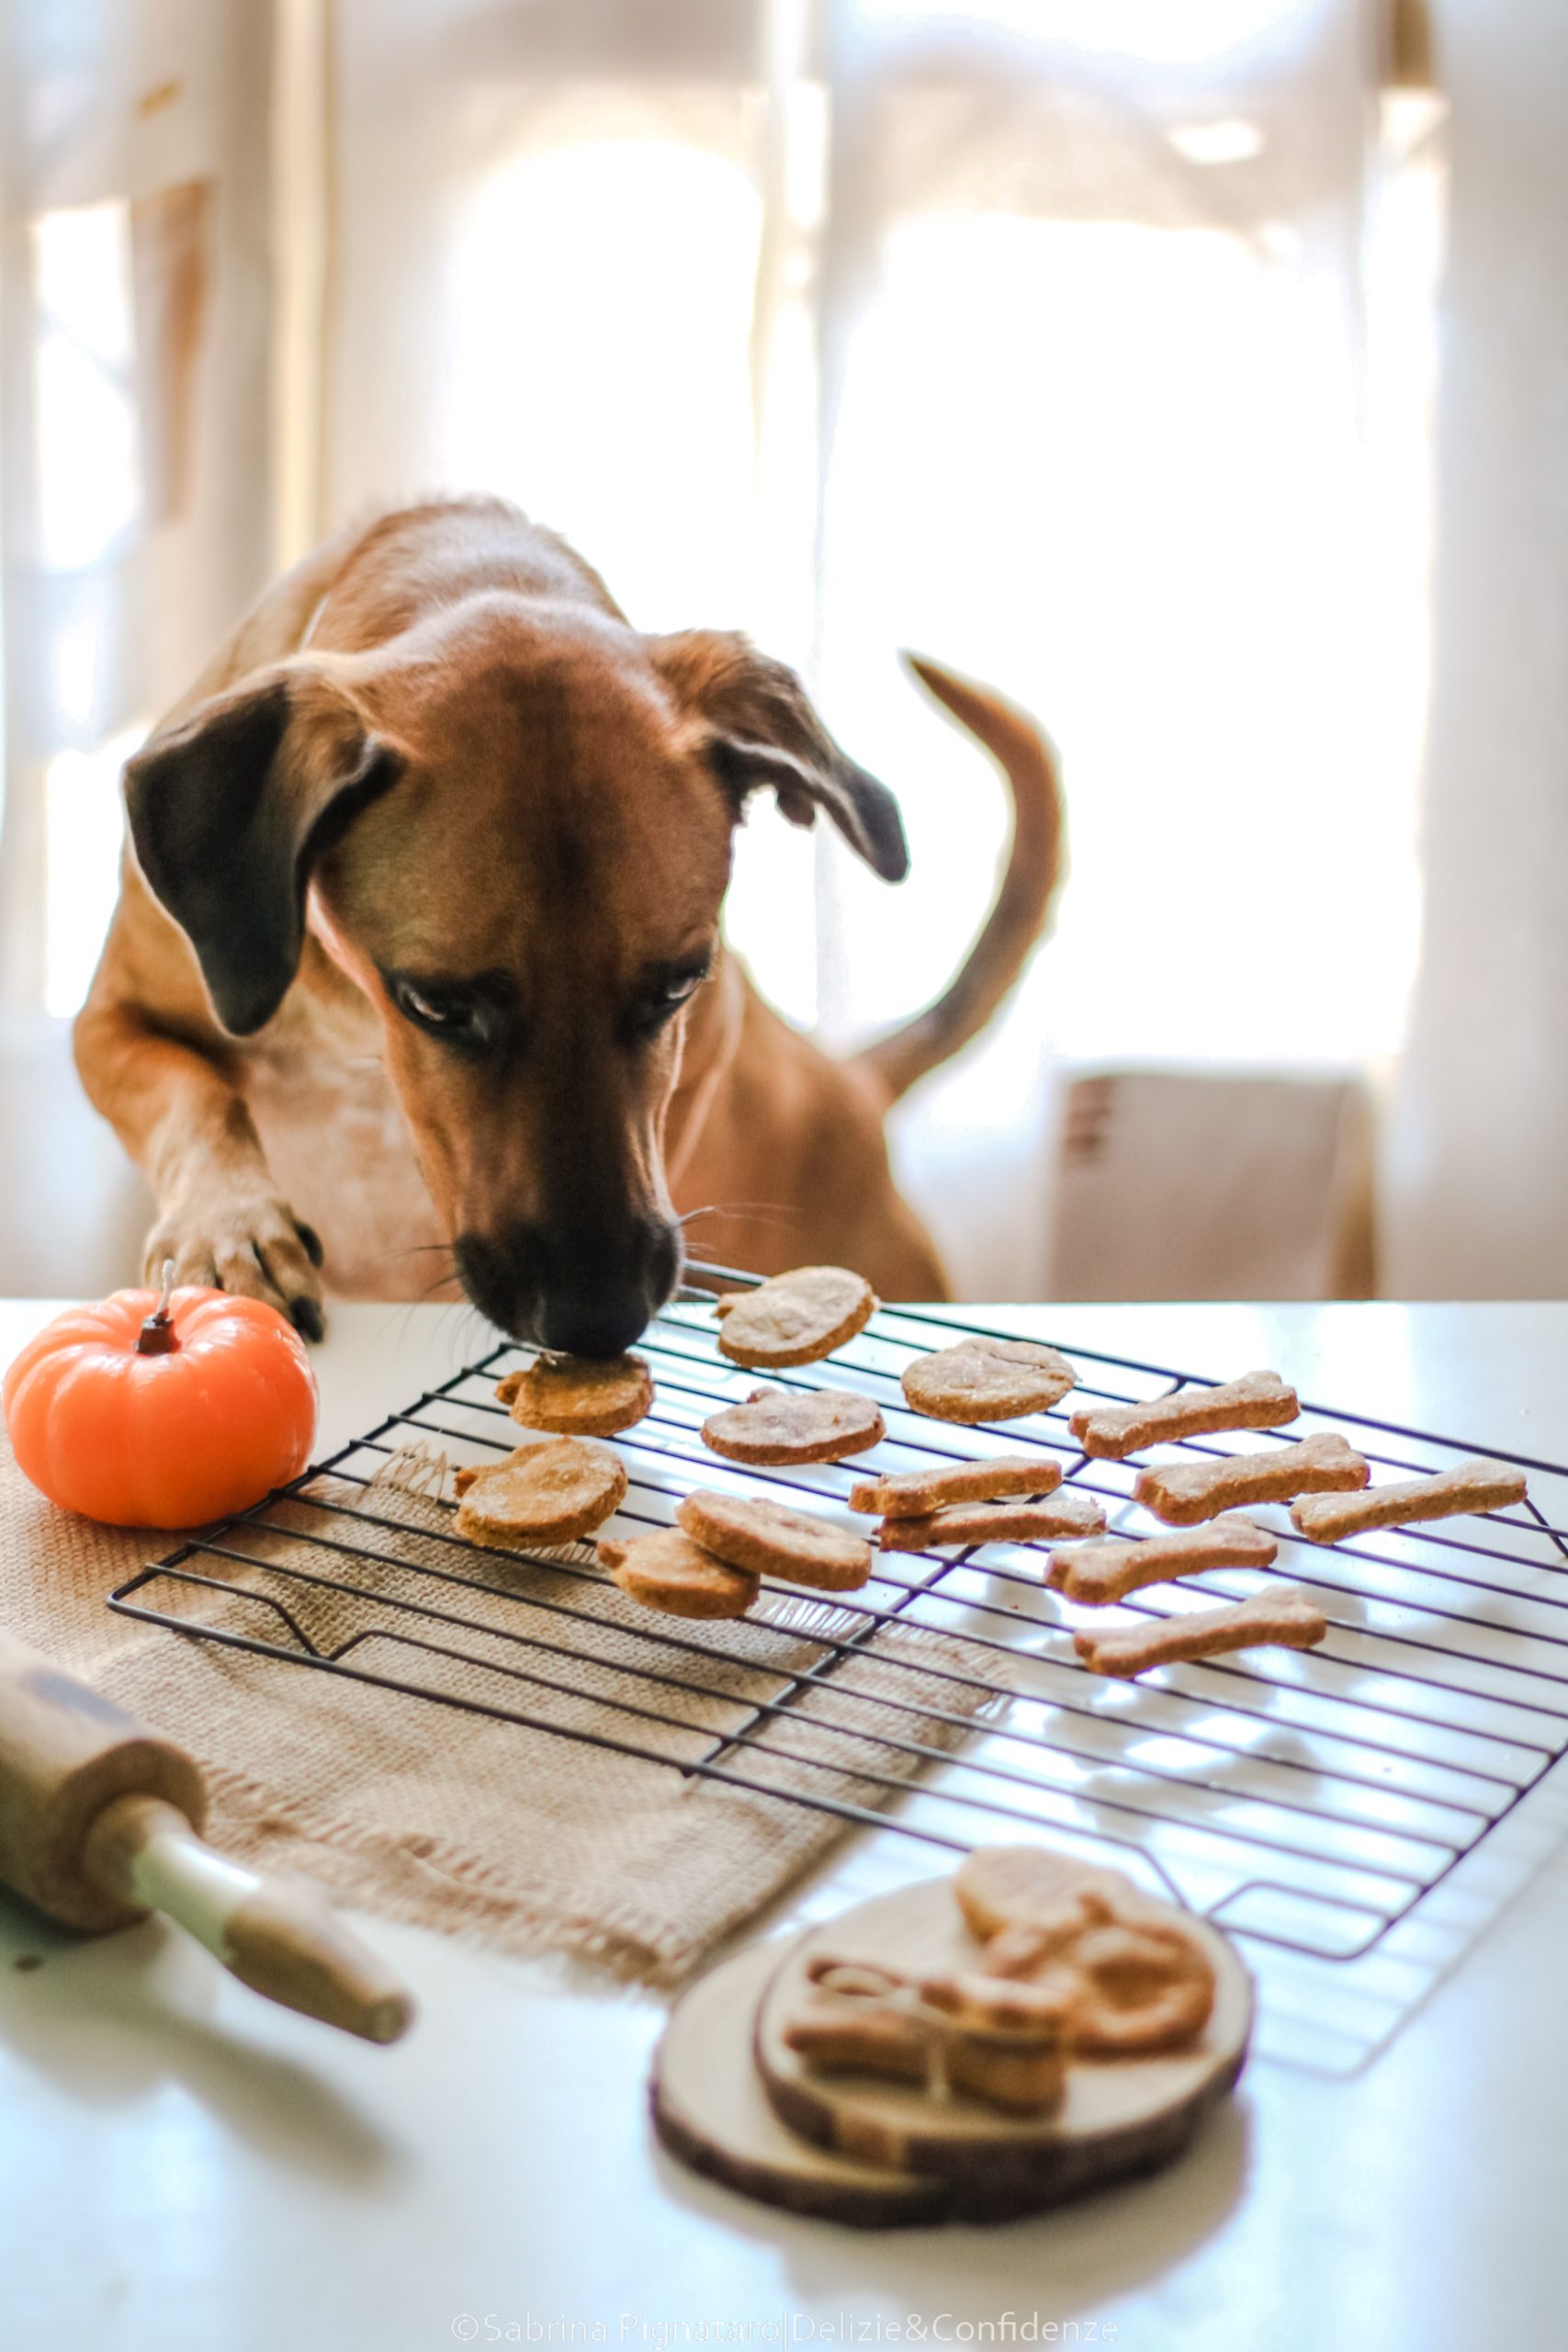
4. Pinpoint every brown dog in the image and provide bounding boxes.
[74,498,1060,1354]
